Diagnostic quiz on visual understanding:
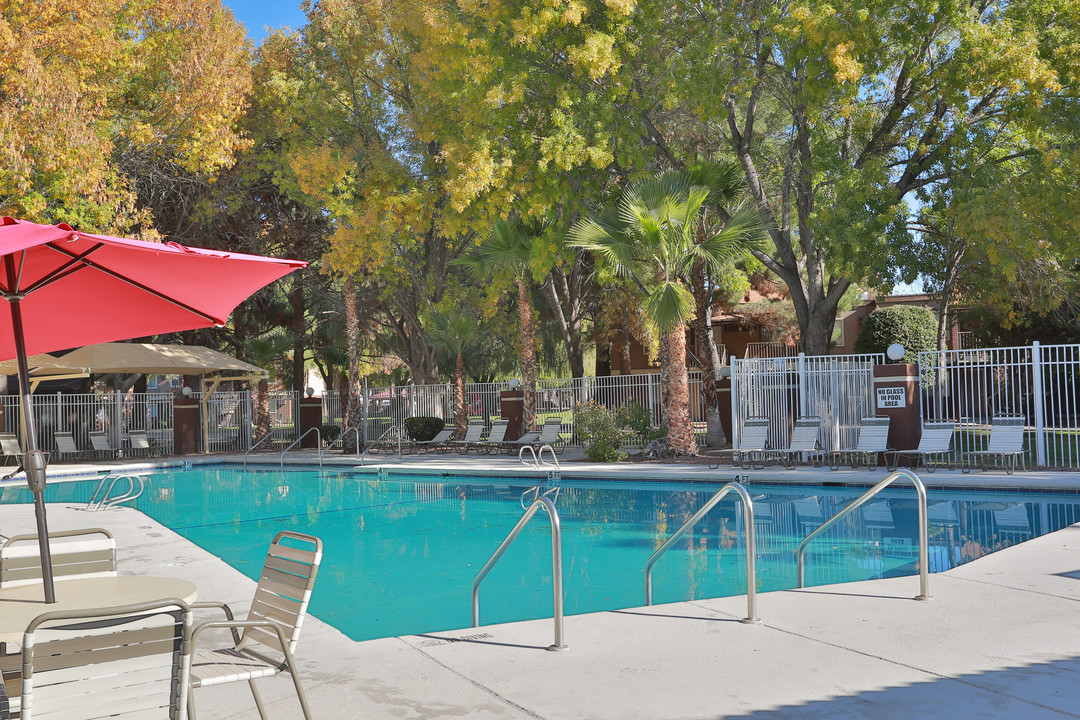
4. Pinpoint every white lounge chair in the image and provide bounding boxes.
[411,427,455,454]
[887,421,955,472]
[53,431,82,460]
[706,417,771,469]
[449,421,488,454]
[188,531,321,720]
[828,416,892,470]
[961,415,1027,474]
[476,419,511,454]
[783,417,823,469]
[503,417,563,454]
[128,429,154,457]
[88,431,118,459]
